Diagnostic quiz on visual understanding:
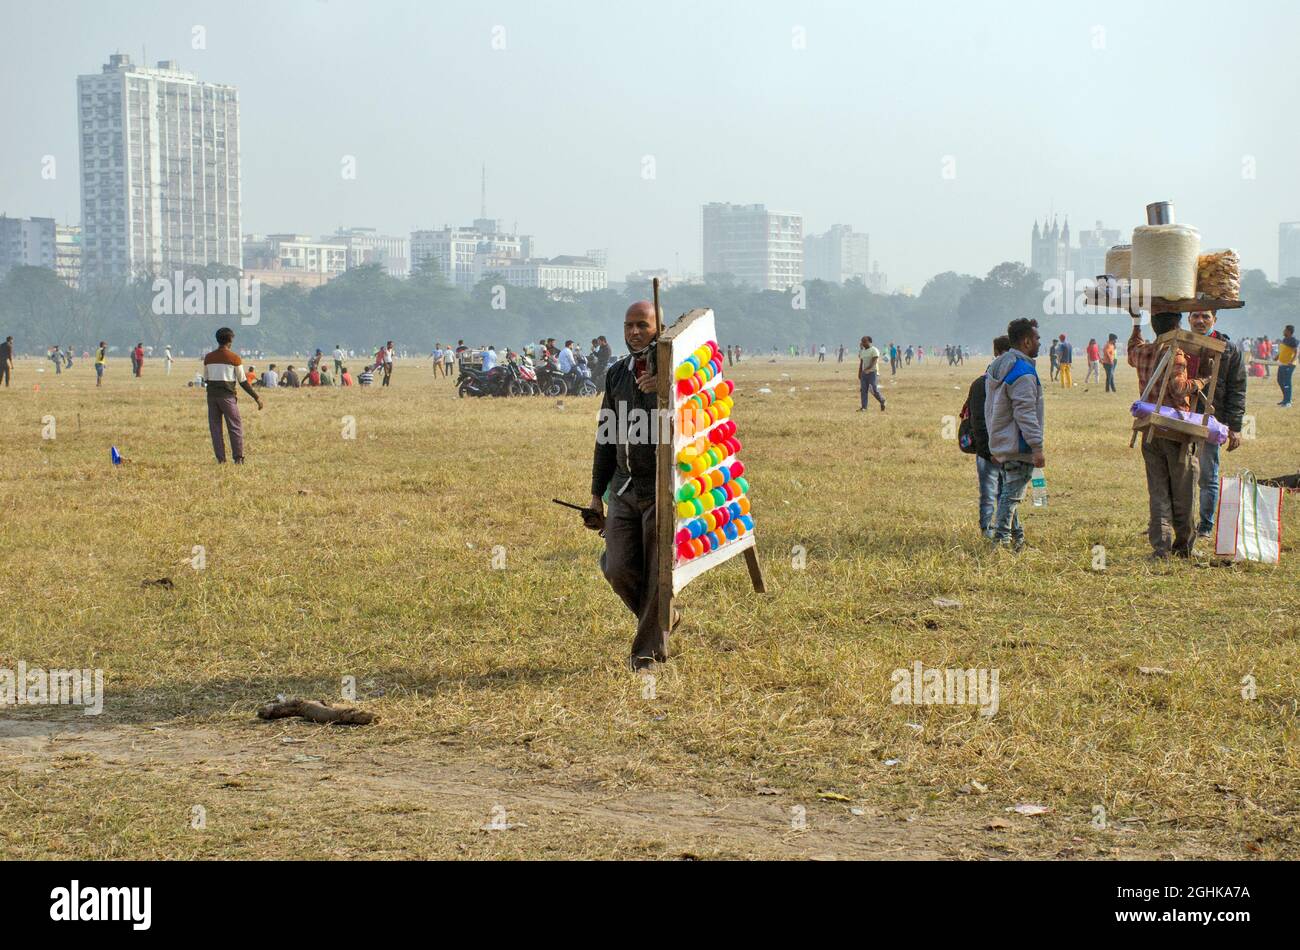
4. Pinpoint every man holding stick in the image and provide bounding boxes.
[586,301,667,671]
